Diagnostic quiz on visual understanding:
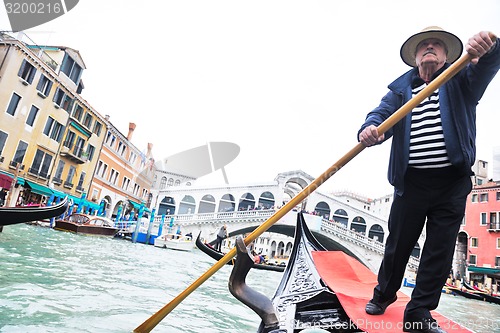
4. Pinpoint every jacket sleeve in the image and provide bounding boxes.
[357,89,403,143]
[462,39,500,103]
